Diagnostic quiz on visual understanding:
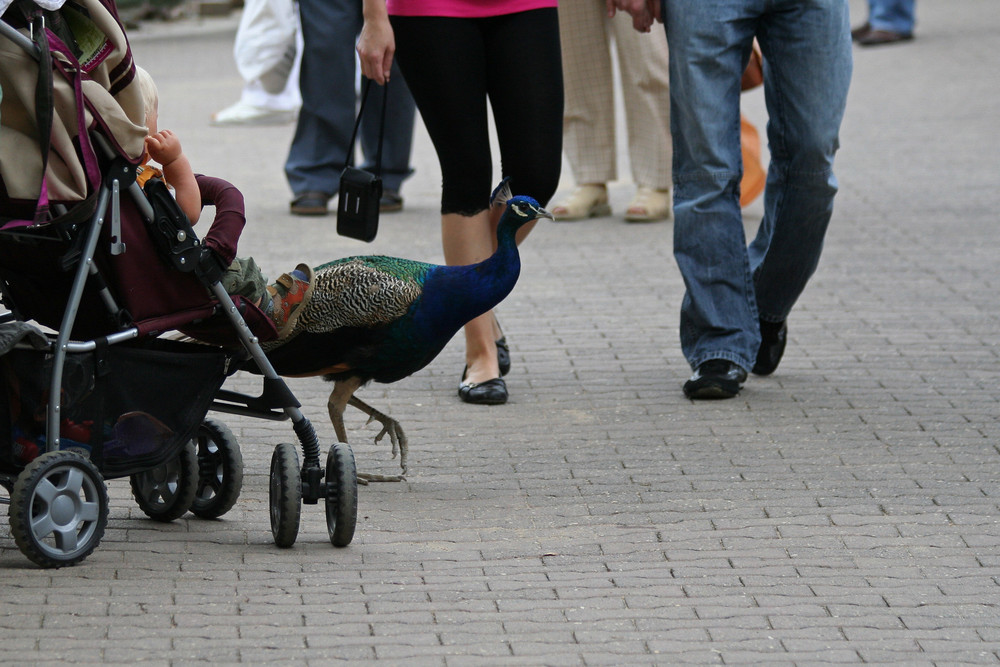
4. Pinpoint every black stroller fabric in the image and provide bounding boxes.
[0,337,229,478]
